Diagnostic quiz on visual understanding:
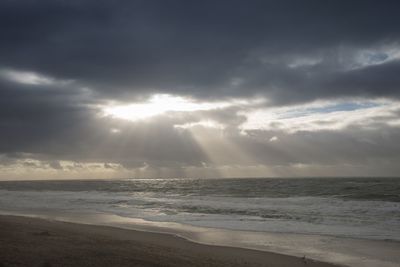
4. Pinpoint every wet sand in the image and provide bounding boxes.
[0,215,339,267]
